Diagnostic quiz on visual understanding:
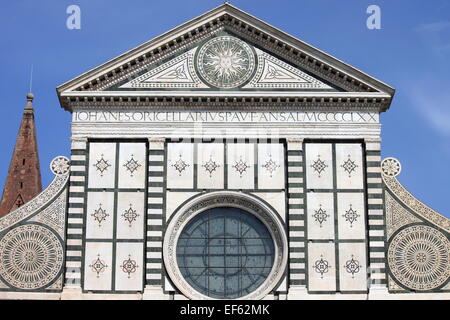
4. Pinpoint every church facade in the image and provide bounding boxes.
[0,4,448,300]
